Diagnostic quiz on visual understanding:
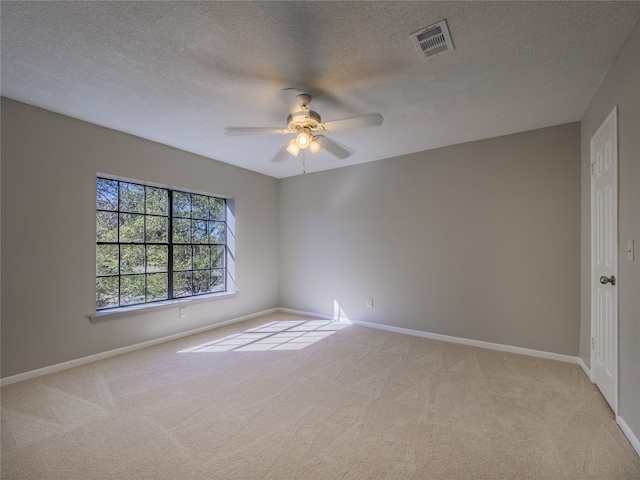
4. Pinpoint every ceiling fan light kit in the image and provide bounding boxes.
[295,127,311,148]
[308,137,322,154]
[224,89,383,168]
[286,139,301,156]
